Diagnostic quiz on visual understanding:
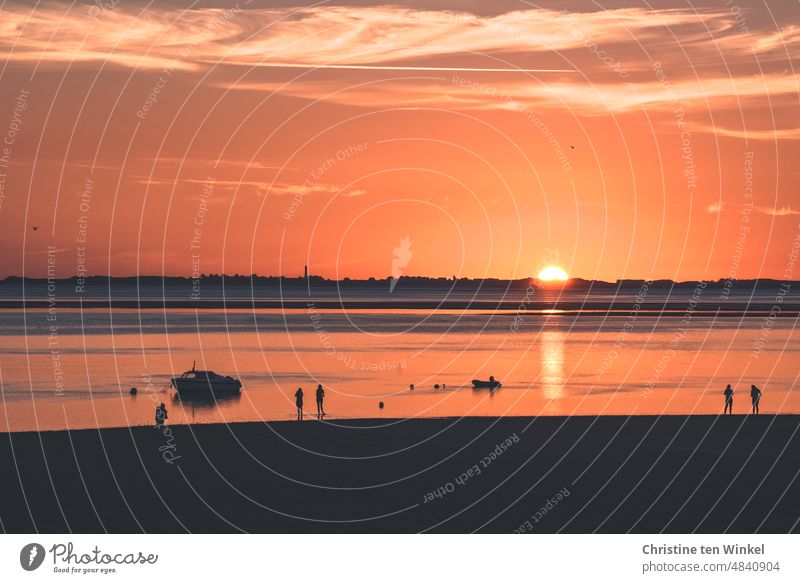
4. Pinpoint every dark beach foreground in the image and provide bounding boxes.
[1,415,798,533]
